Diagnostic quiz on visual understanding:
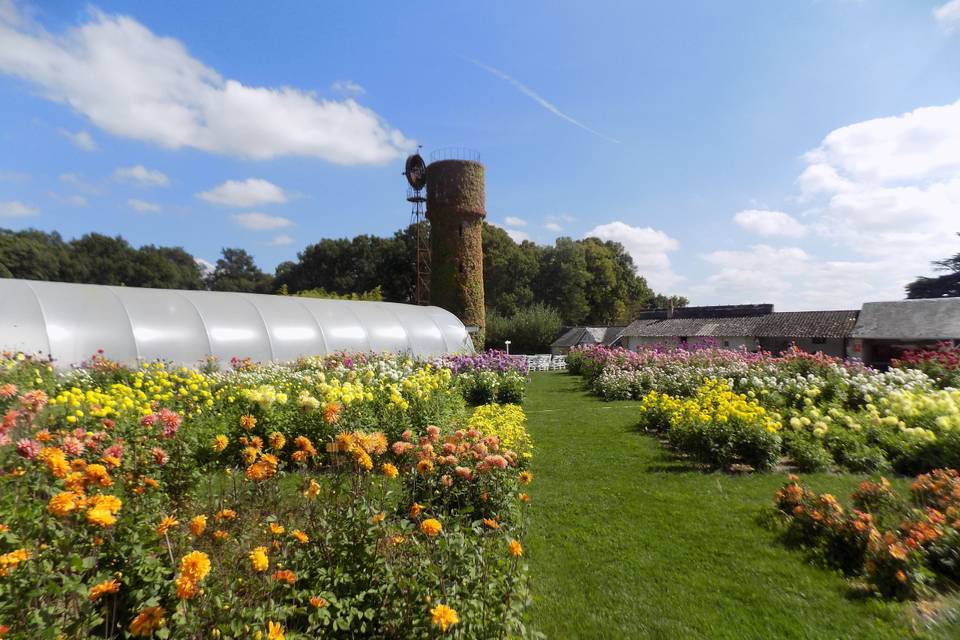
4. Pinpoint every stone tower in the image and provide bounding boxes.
[426,159,486,349]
